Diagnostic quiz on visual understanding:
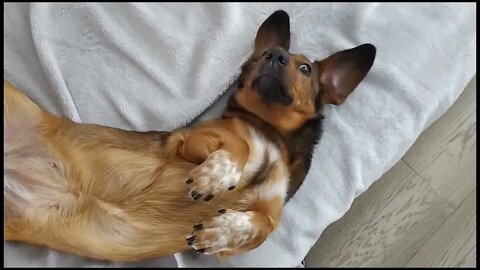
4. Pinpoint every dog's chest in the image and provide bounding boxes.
[242,127,289,201]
